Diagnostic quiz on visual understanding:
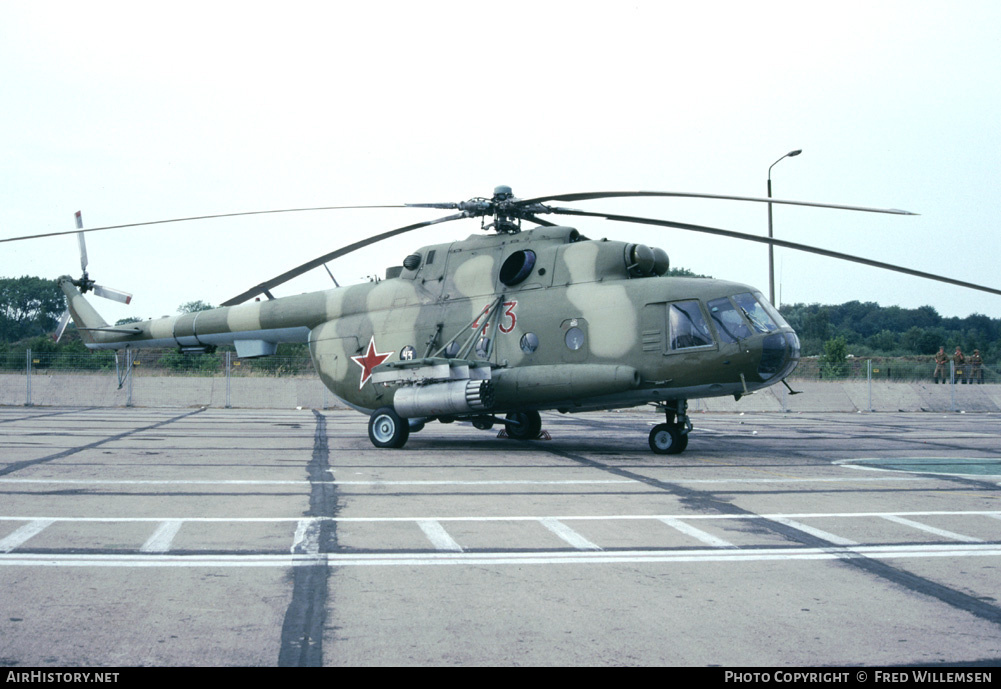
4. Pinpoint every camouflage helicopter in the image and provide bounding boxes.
[10,185,1001,454]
